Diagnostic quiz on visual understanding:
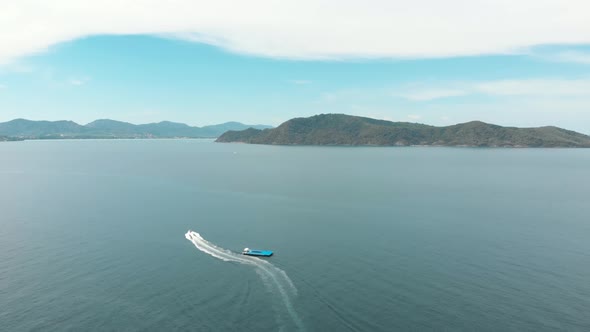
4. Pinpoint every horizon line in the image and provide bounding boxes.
[1,114,587,134]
